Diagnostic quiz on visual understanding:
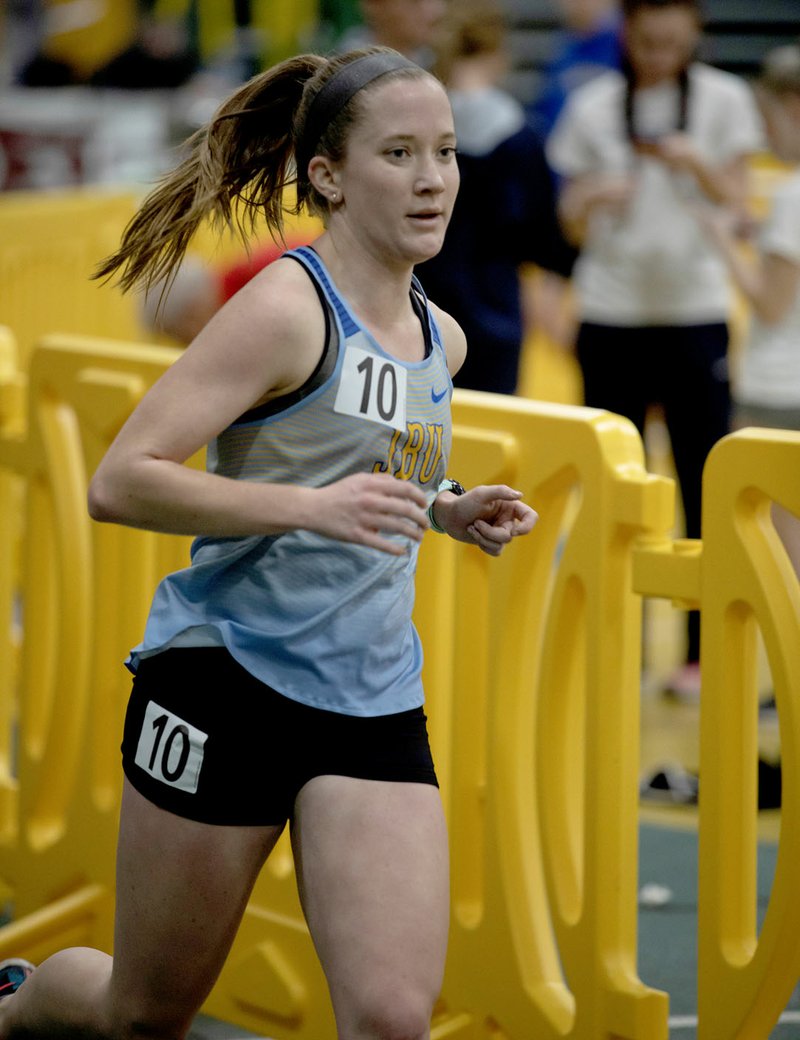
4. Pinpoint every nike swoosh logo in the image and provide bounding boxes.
[431,386,448,404]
